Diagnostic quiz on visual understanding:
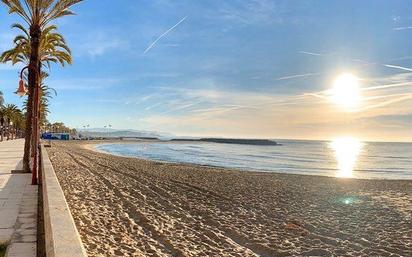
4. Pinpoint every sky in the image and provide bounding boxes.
[1,0,412,141]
